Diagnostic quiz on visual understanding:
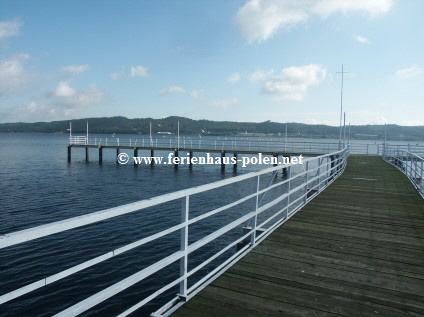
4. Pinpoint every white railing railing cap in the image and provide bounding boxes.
[384,146,424,160]
[0,147,348,249]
